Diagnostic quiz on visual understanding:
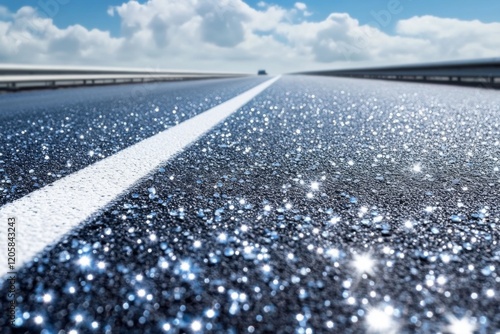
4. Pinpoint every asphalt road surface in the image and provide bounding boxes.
[0,76,499,333]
